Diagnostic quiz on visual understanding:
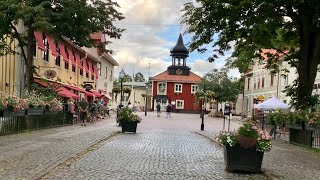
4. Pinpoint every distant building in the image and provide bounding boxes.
[150,34,202,113]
